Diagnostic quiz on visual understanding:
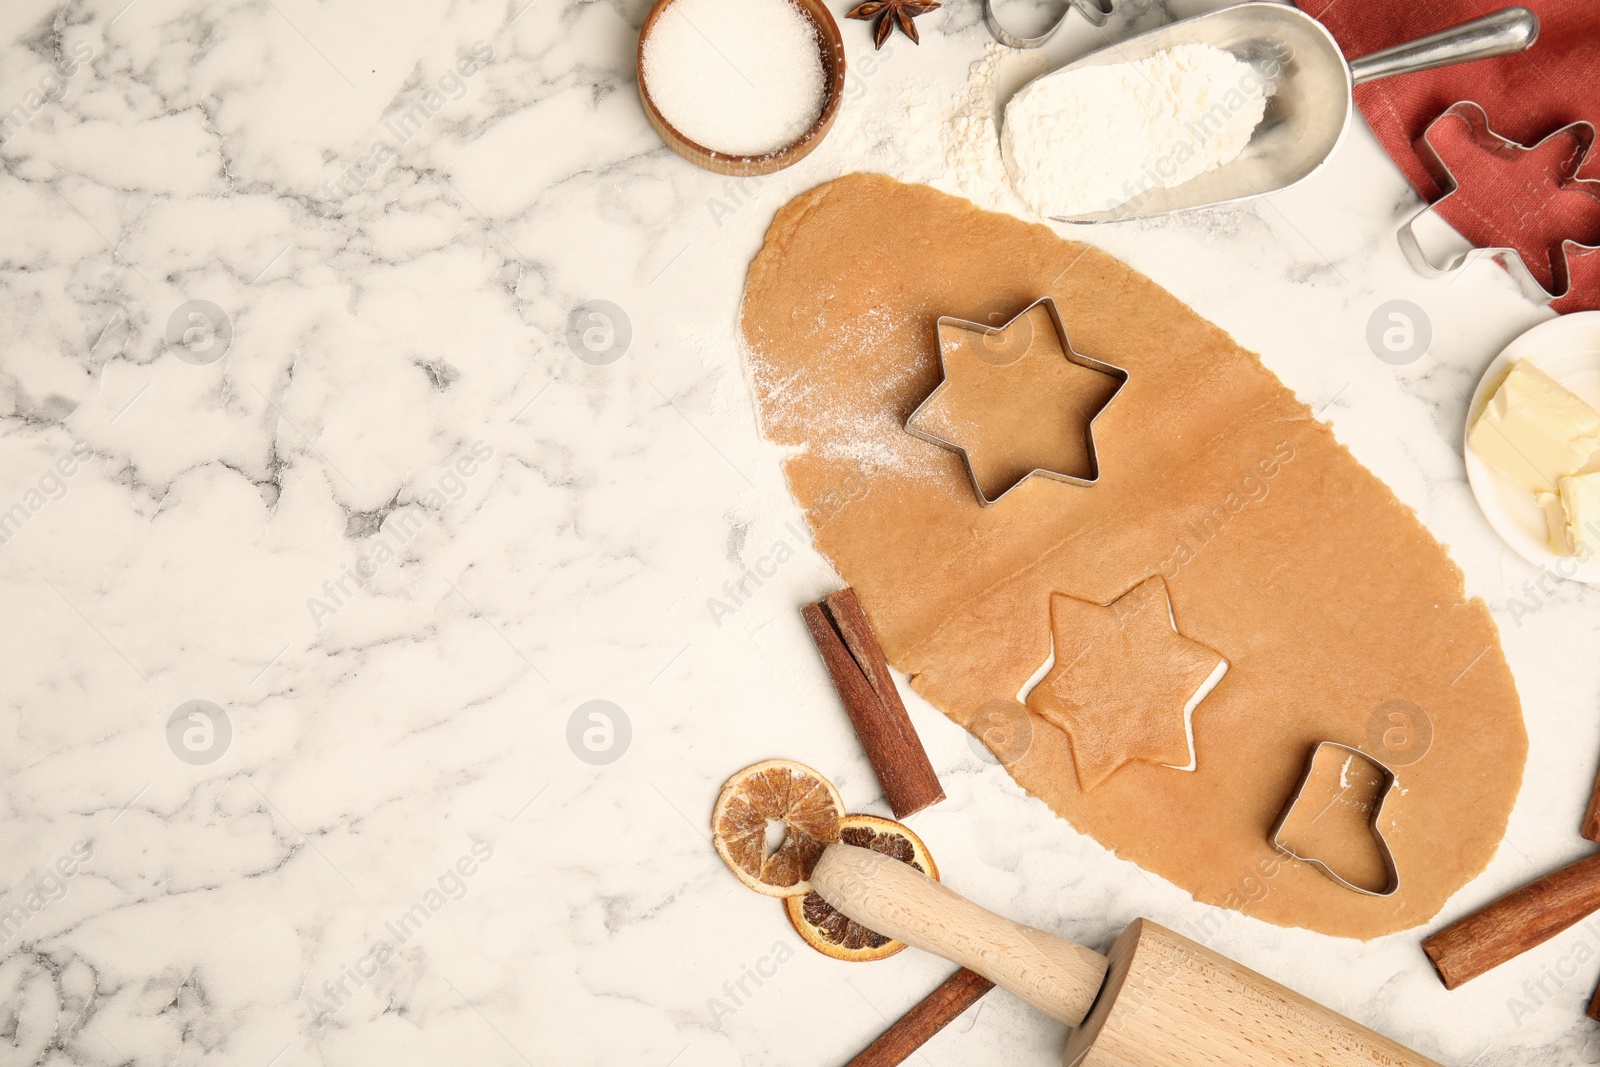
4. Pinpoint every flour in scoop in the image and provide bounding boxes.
[642,0,825,157]
[1001,44,1268,219]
